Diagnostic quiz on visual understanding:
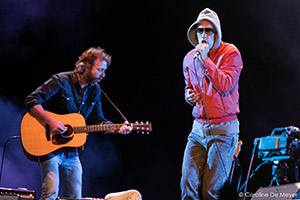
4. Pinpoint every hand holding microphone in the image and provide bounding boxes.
[194,41,209,63]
